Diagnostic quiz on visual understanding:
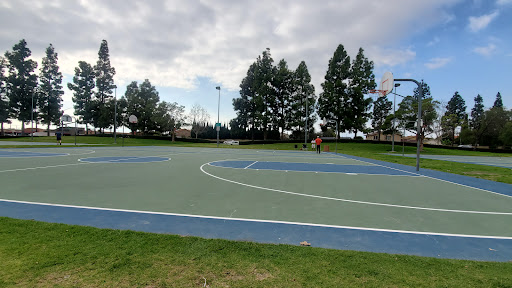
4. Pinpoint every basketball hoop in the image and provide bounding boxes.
[369,89,388,97]
[370,71,394,97]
